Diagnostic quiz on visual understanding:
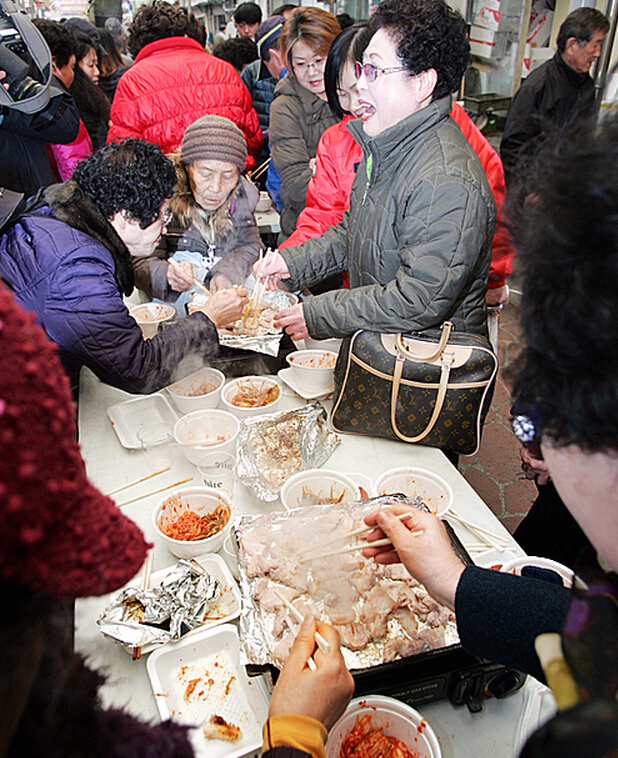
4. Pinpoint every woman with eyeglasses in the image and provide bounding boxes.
[132,115,262,312]
[268,7,341,242]
[256,0,494,344]
[0,139,248,396]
